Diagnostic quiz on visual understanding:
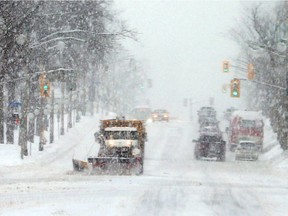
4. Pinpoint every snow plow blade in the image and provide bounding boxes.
[87,157,136,167]
[72,159,89,171]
